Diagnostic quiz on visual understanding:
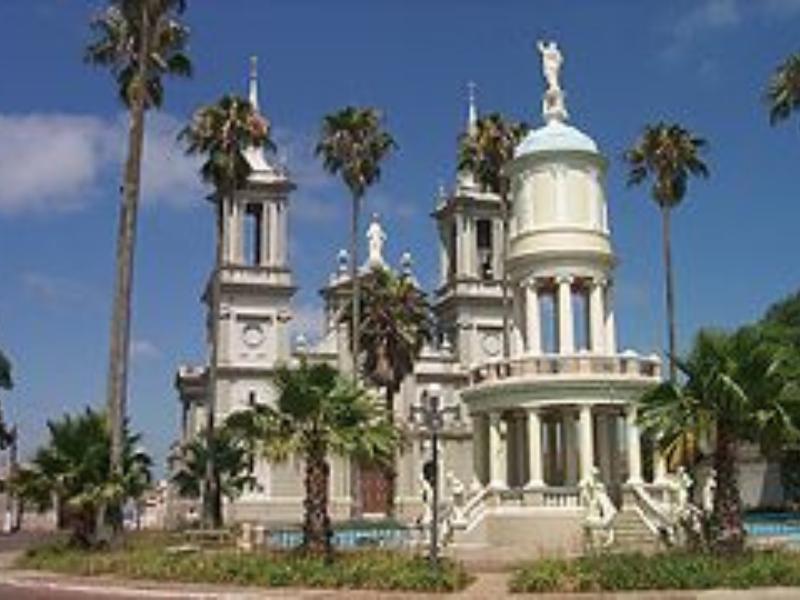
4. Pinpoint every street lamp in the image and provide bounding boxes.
[410,383,459,567]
